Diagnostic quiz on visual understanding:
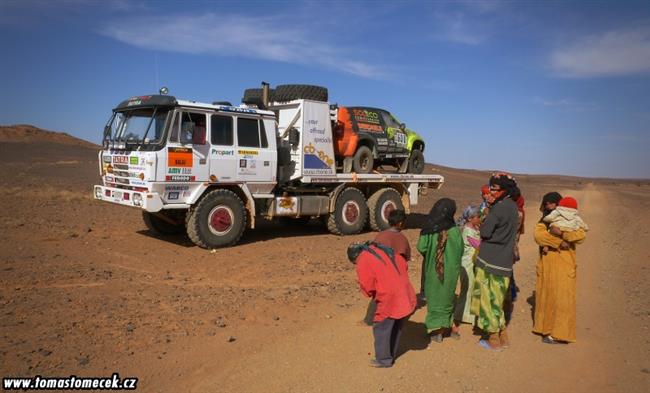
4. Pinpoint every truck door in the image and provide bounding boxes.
[164,110,210,184]
[208,113,237,182]
[235,115,274,183]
